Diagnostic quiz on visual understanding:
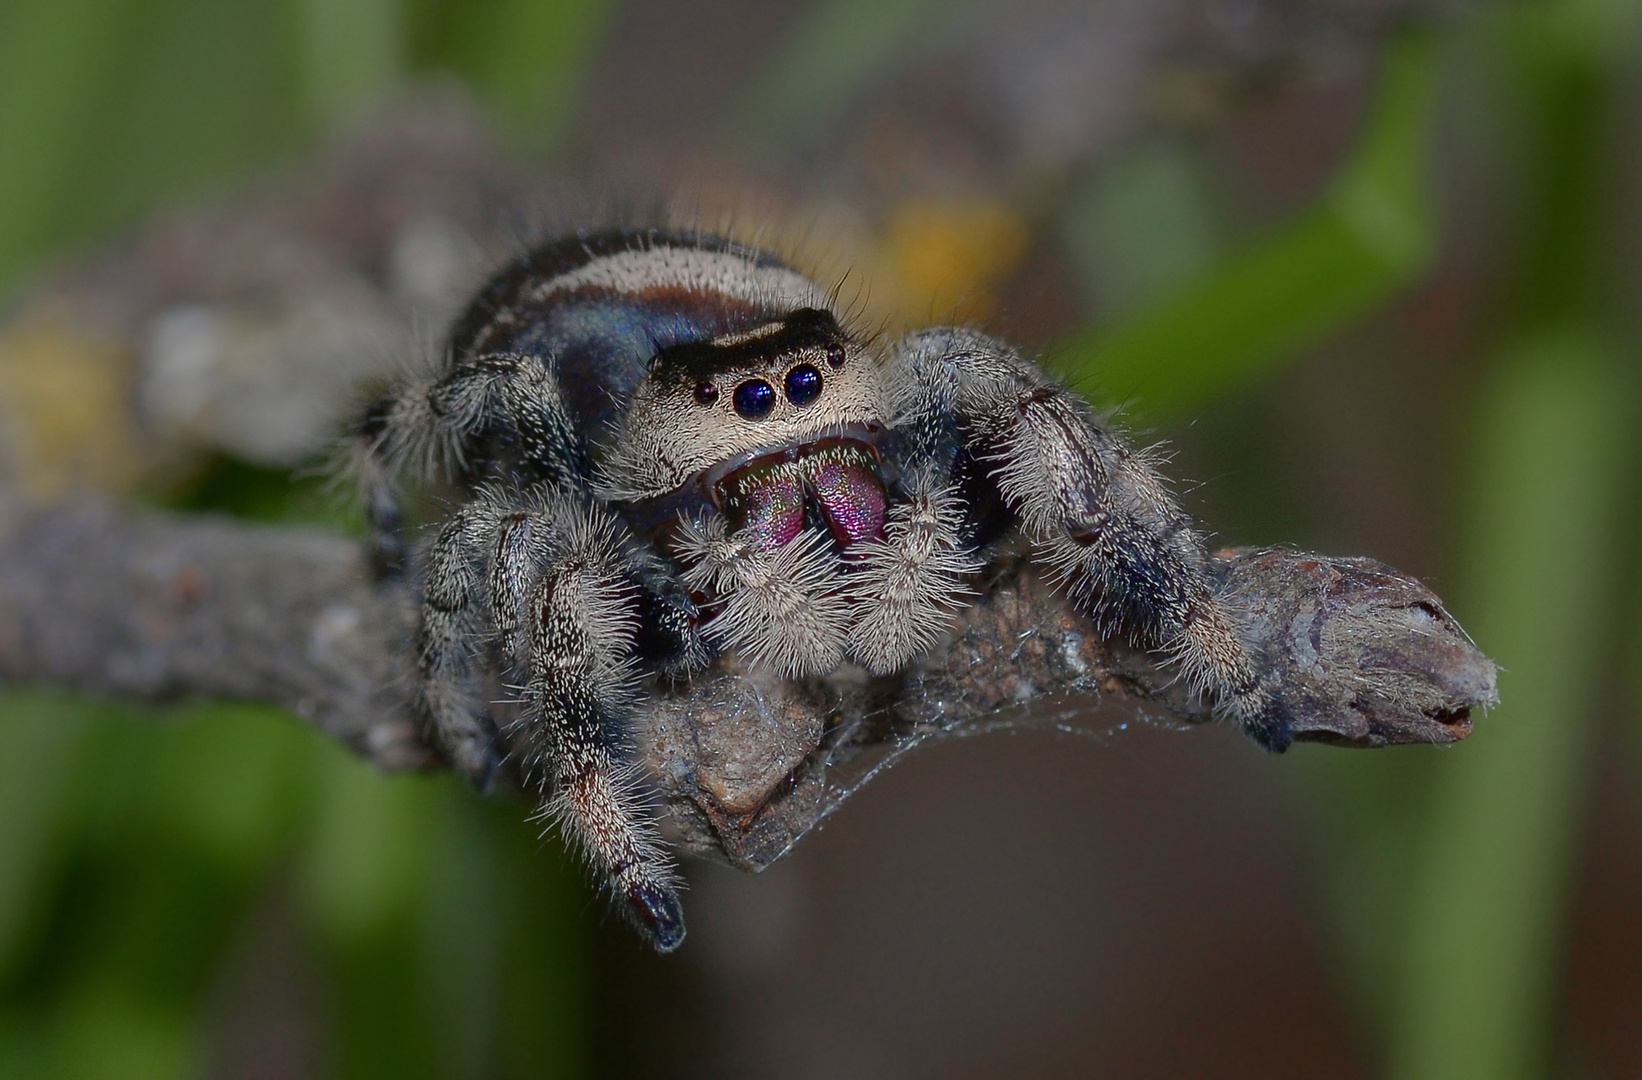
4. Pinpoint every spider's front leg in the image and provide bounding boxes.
[420,491,686,949]
[420,501,510,785]
[489,495,686,951]
[346,349,591,582]
[887,328,1286,749]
